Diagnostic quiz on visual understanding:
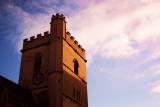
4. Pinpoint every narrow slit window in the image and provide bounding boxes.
[73,88,76,98]
[78,91,80,101]
[34,56,42,72]
[73,59,79,75]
